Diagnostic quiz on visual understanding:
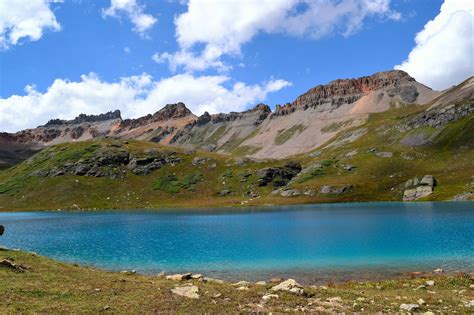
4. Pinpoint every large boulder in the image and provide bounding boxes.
[171,285,199,299]
[271,279,304,295]
[0,225,4,236]
[166,273,192,281]
[420,175,435,187]
[403,175,436,201]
